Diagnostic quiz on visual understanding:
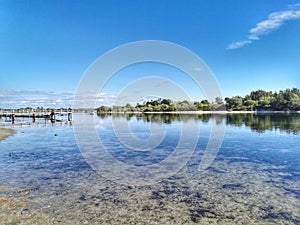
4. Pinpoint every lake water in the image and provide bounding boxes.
[0,113,299,224]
